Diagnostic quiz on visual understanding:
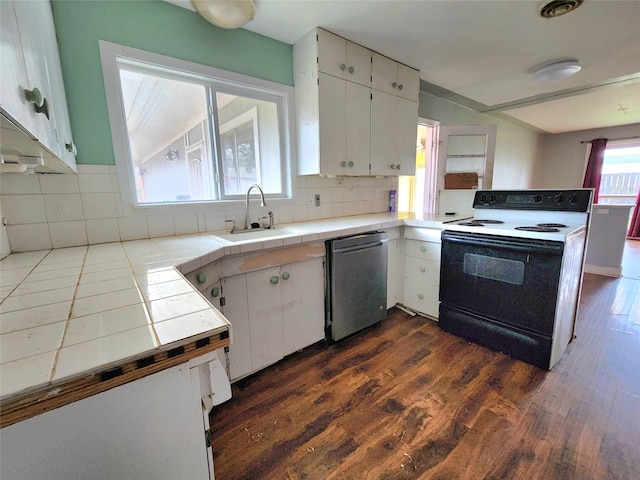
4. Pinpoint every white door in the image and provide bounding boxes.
[436,125,497,192]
